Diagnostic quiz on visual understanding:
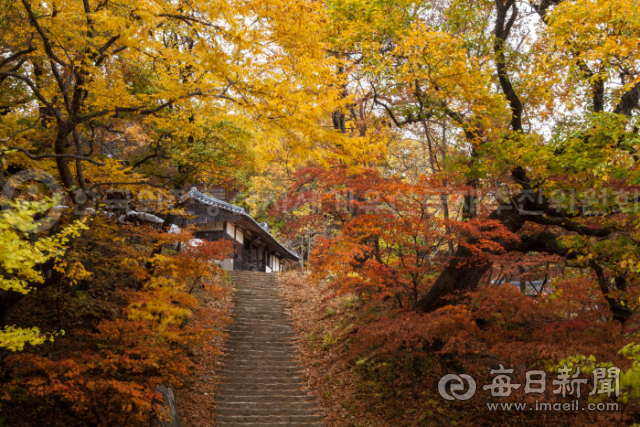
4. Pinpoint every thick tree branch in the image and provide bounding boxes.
[3,146,105,165]
[522,212,614,237]
[590,261,633,324]
[0,116,42,142]
[511,231,568,256]
[0,71,60,120]
[158,13,223,30]
[89,181,164,189]
[615,82,640,117]
[0,46,35,69]
[78,90,203,122]
[530,0,563,24]
[494,0,523,133]
[21,0,68,67]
